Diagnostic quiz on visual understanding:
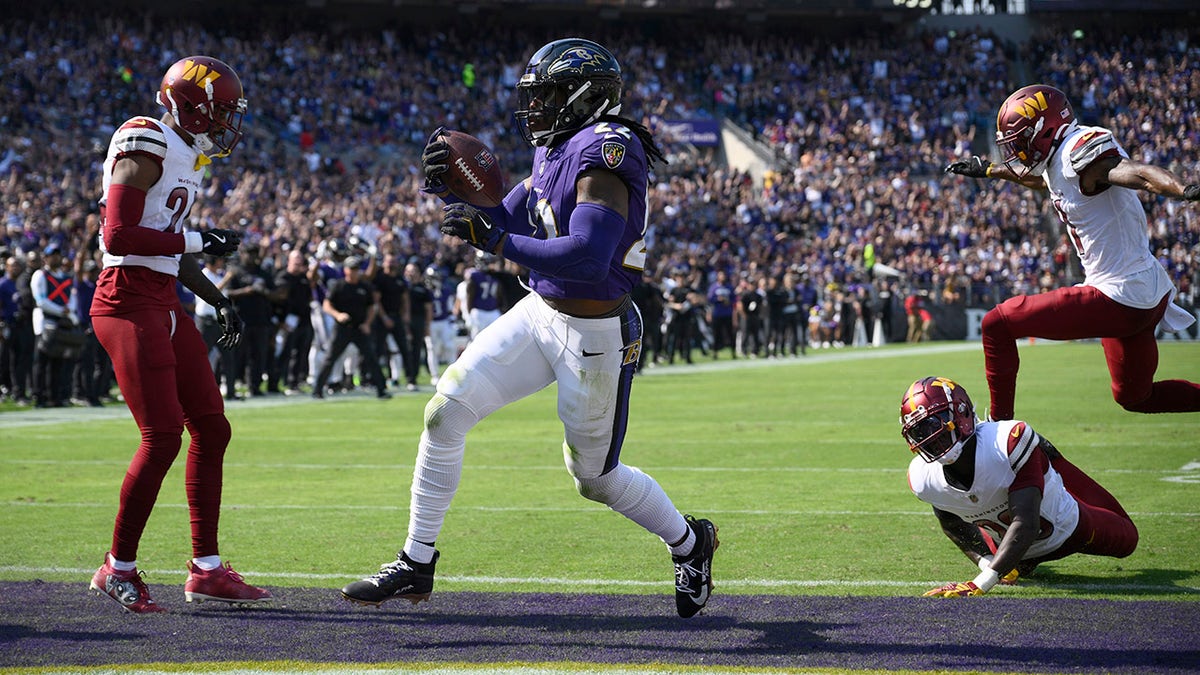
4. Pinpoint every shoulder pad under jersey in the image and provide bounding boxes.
[1003,421,1041,474]
[112,117,169,161]
[1068,128,1119,174]
[577,121,647,176]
